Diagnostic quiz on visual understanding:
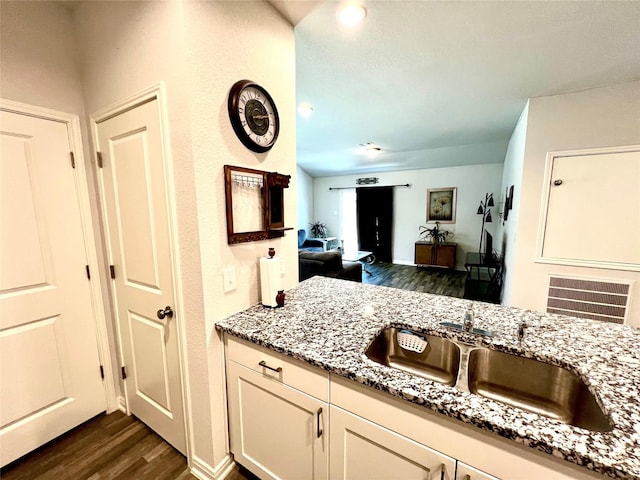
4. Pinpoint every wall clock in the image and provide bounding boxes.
[228,80,280,153]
